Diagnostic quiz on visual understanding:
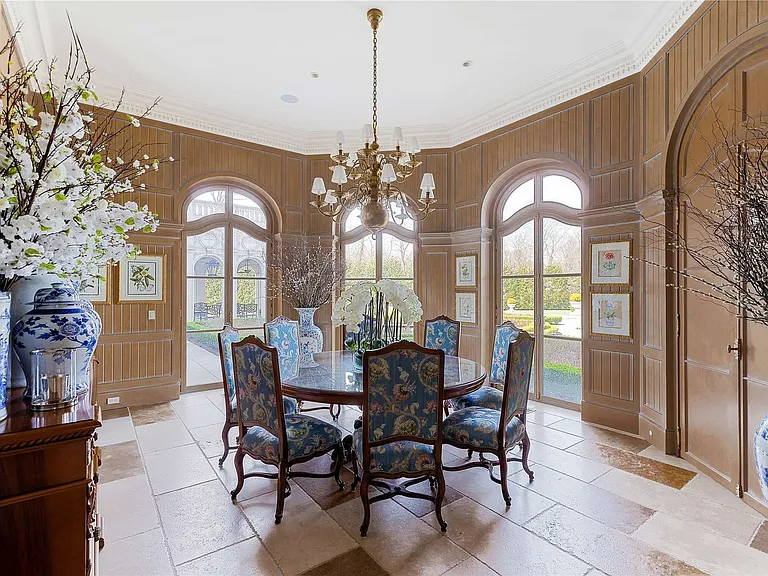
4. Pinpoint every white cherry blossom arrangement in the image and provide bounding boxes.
[0,28,172,292]
[332,279,422,351]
